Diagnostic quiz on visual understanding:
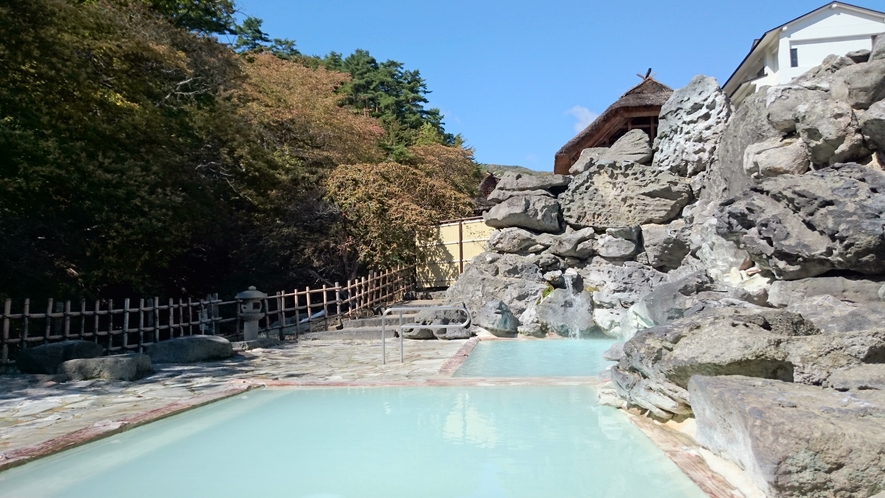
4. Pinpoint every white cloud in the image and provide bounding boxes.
[564,106,599,133]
